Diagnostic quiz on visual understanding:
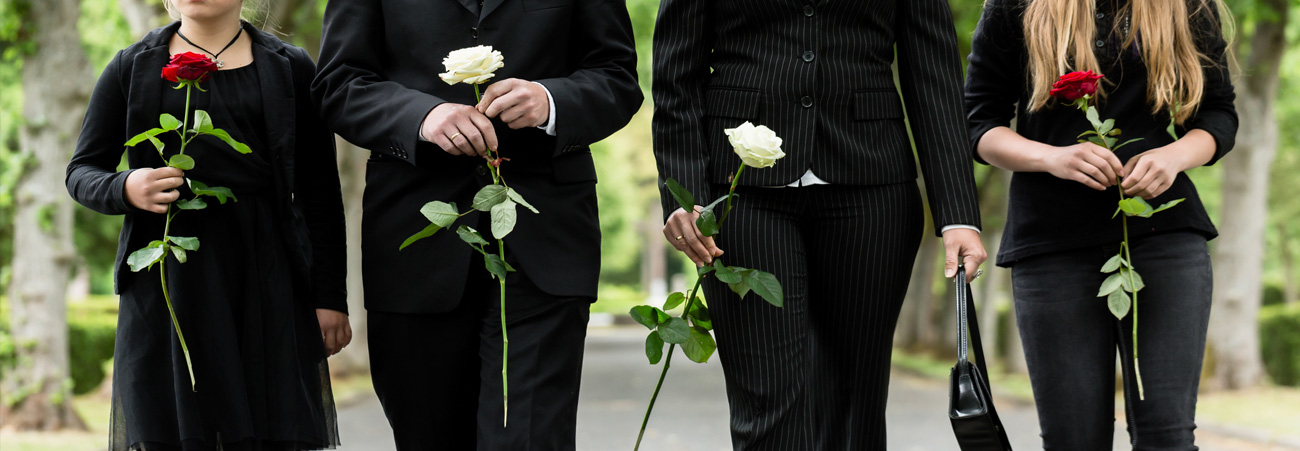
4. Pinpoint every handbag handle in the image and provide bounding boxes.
[955,267,992,390]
